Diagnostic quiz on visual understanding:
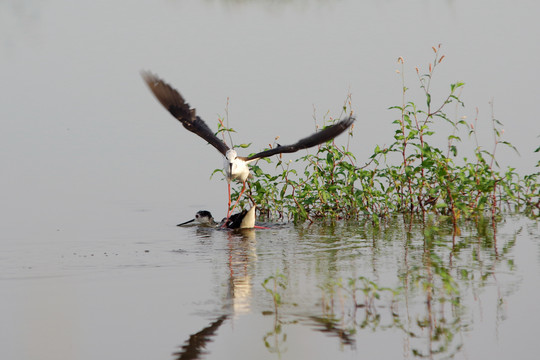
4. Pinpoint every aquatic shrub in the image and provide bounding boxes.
[214,45,540,222]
